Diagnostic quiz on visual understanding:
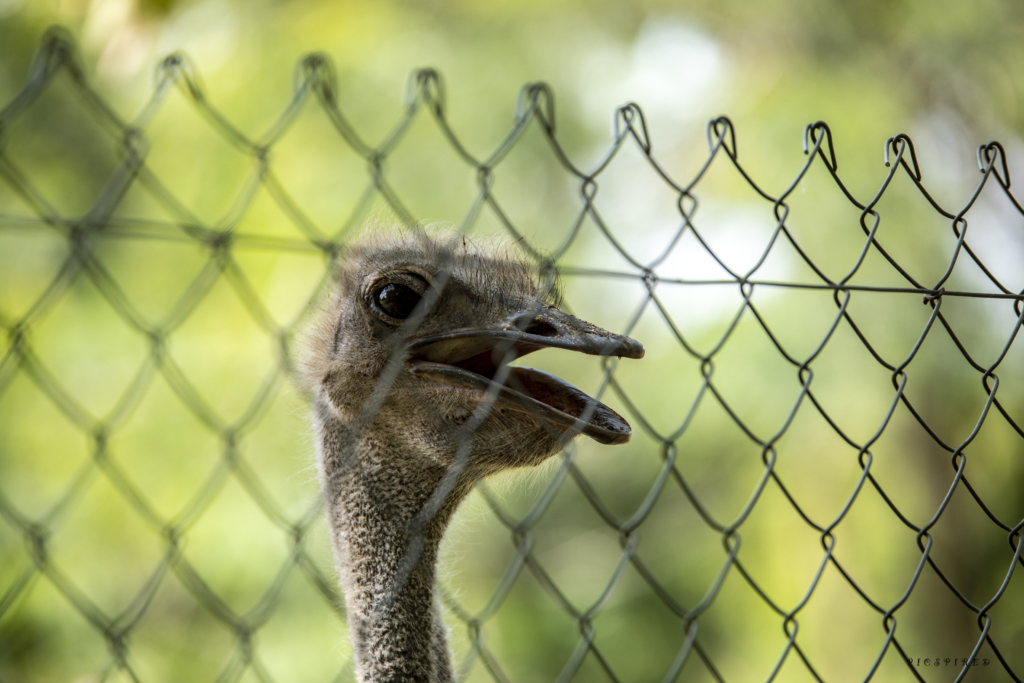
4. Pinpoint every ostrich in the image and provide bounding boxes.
[305,228,644,682]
